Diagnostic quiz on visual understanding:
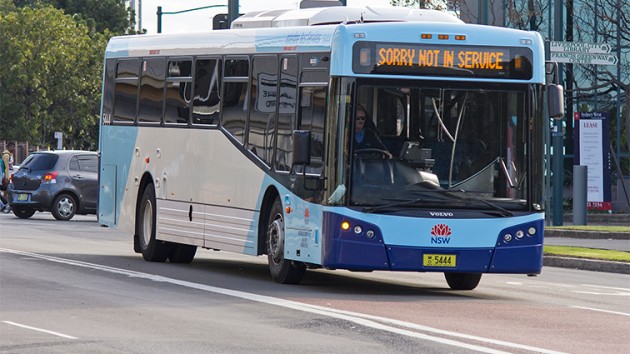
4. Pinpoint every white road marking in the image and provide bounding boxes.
[571,306,630,317]
[2,321,78,339]
[1,248,565,354]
